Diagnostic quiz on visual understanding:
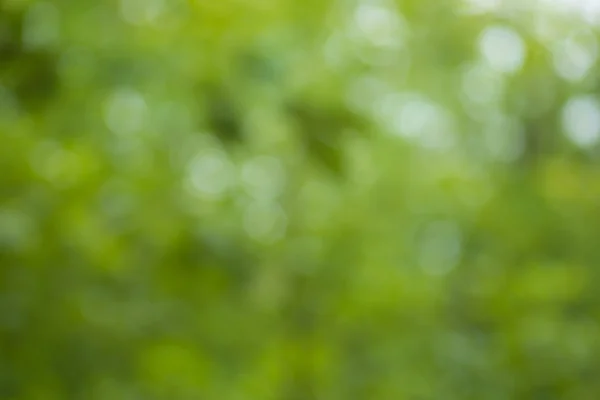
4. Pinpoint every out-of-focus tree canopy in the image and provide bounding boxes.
[3,0,600,398]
